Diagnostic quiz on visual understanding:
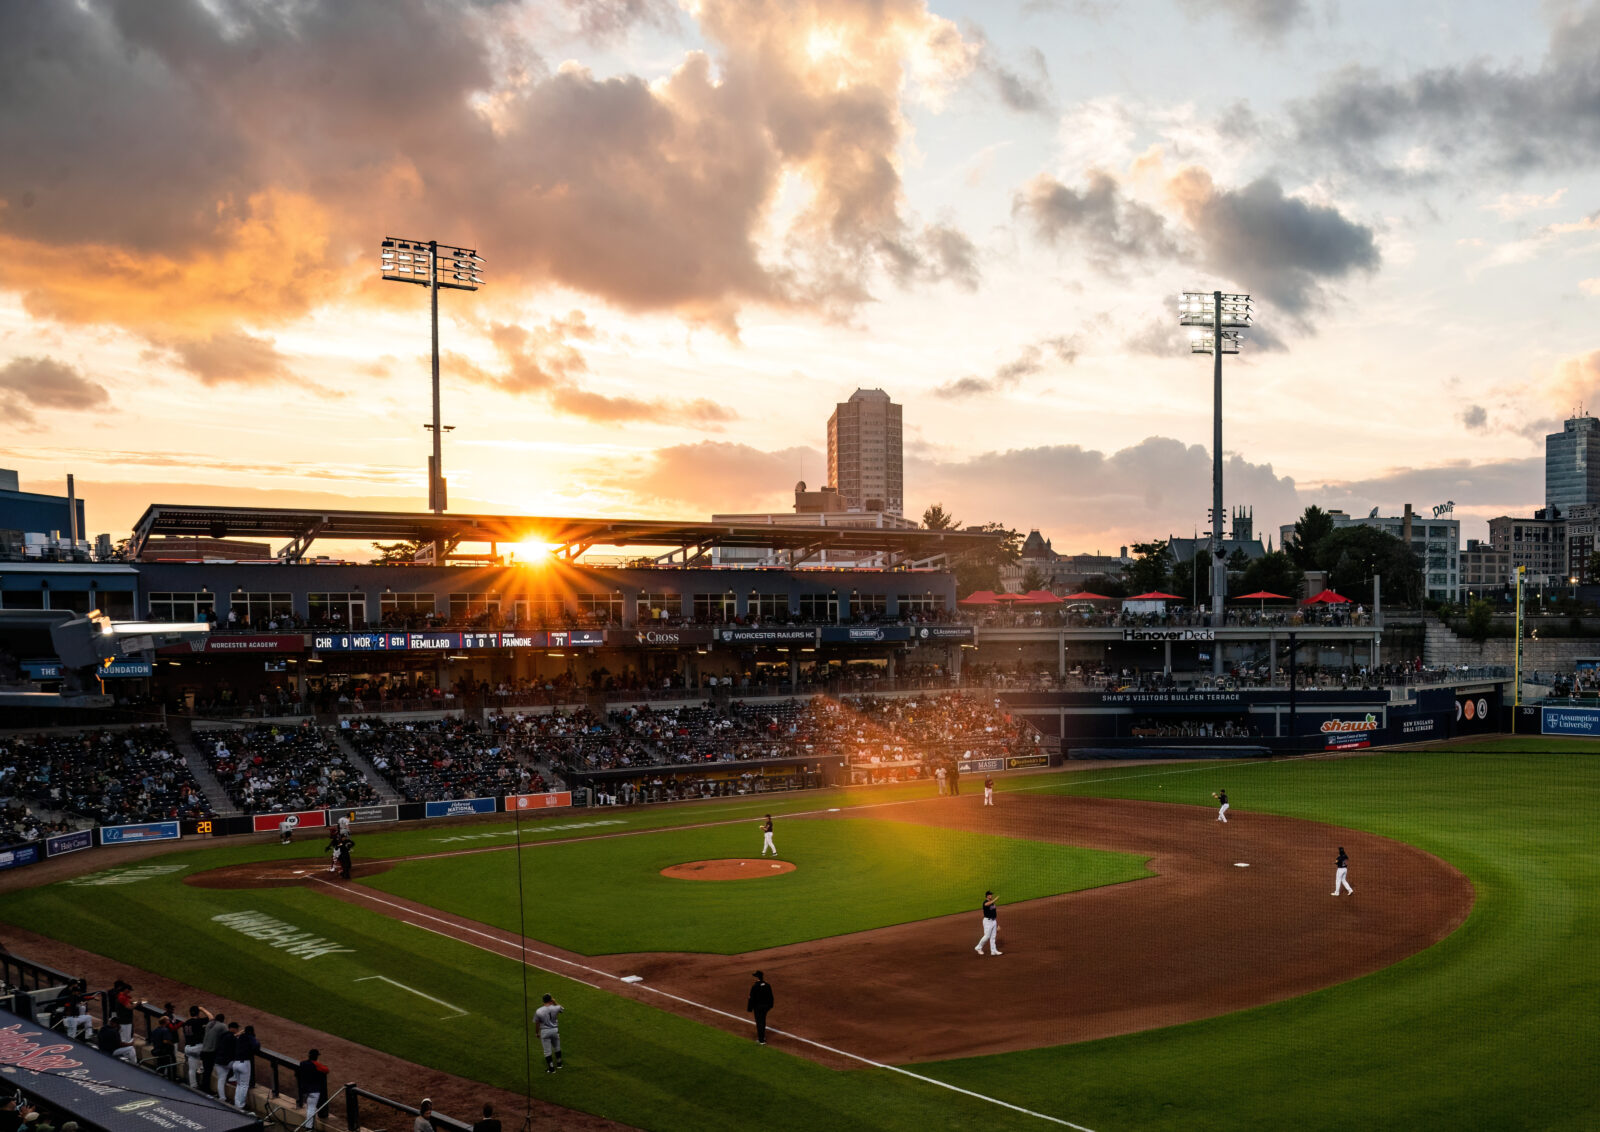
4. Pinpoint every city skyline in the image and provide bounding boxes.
[3,0,1599,552]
